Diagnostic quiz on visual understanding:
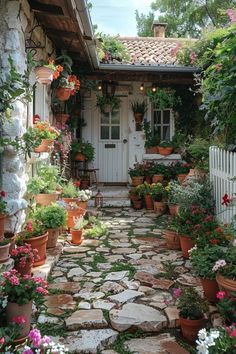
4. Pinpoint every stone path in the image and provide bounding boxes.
[37,208,206,353]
